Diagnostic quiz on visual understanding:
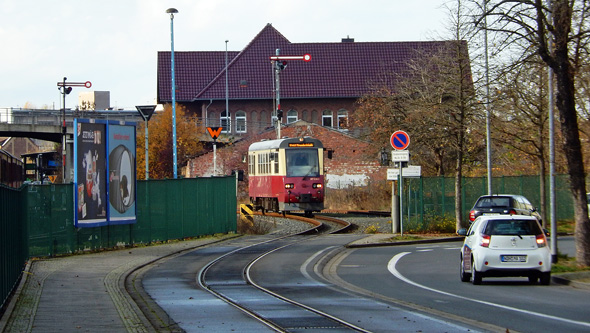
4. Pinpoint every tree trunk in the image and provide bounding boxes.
[551,1,590,266]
